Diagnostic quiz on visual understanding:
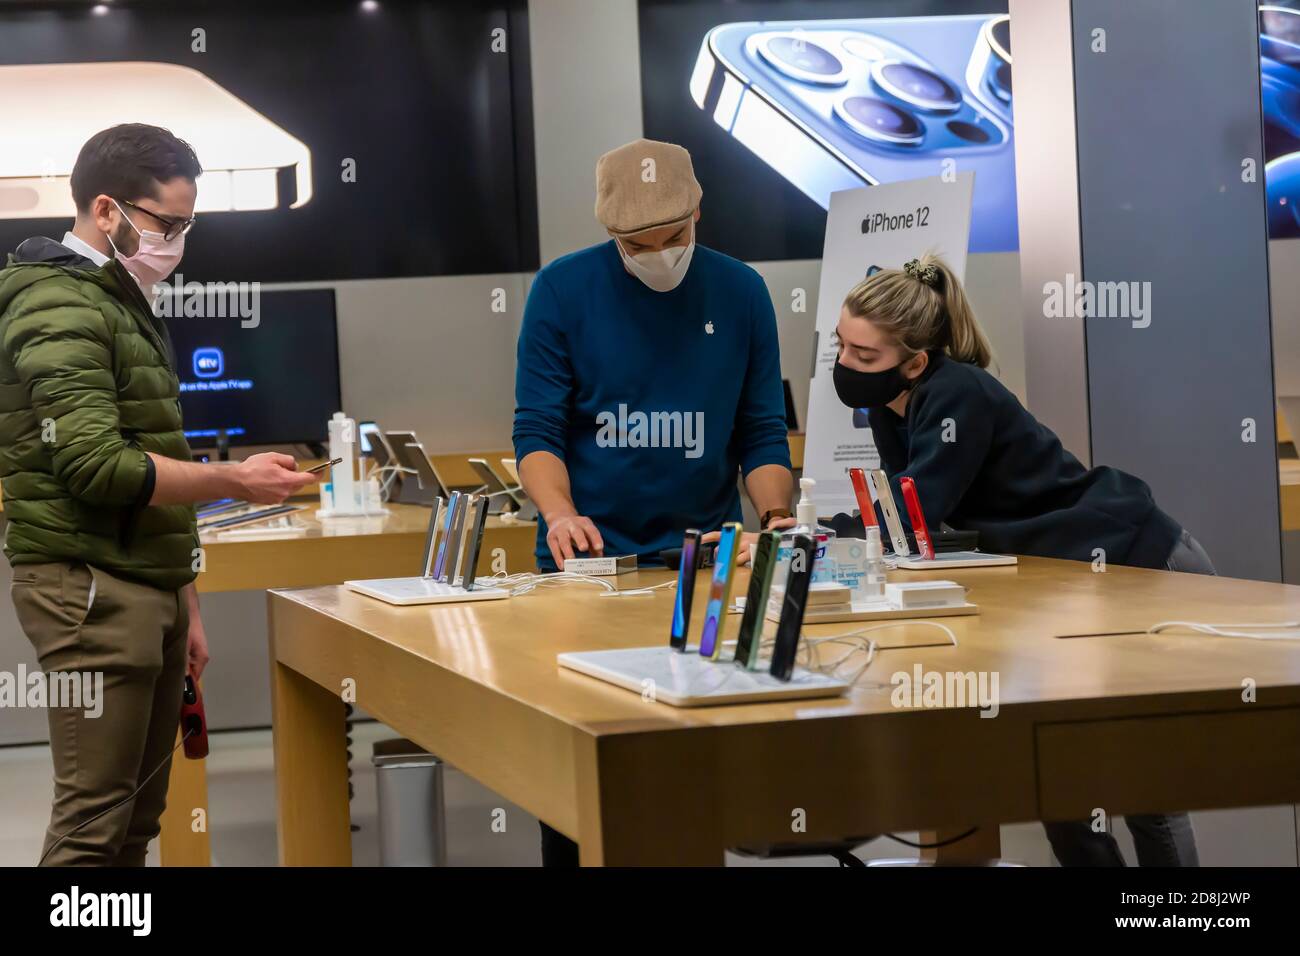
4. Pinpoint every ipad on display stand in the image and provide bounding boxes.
[467,457,514,515]
[385,431,450,506]
[470,456,538,521]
